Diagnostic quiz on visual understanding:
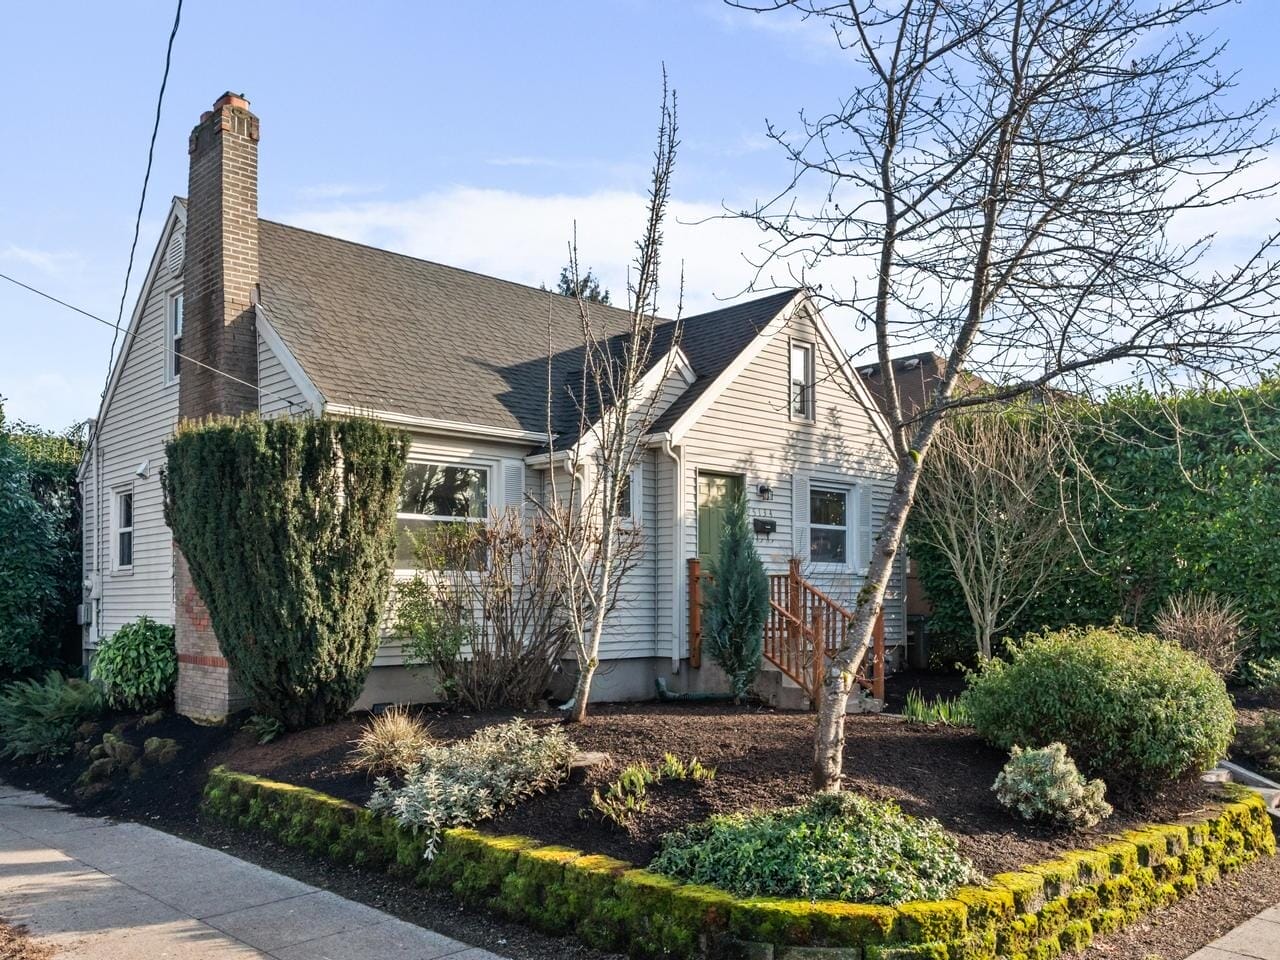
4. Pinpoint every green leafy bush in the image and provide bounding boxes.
[0,432,60,679]
[0,672,103,760]
[589,753,715,827]
[702,493,767,702]
[963,626,1235,796]
[91,616,176,711]
[994,742,1112,828]
[164,415,408,728]
[1241,655,1280,693]
[651,792,978,904]
[350,706,434,776]
[1234,712,1280,777]
[369,718,574,858]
